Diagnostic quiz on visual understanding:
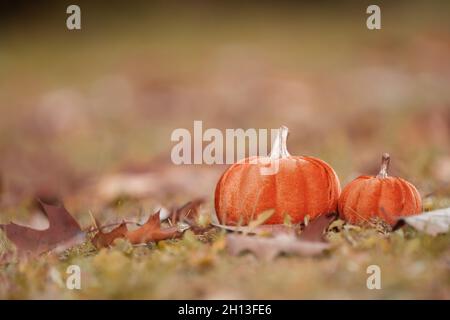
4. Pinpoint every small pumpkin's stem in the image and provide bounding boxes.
[377,153,390,178]
[270,126,291,160]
